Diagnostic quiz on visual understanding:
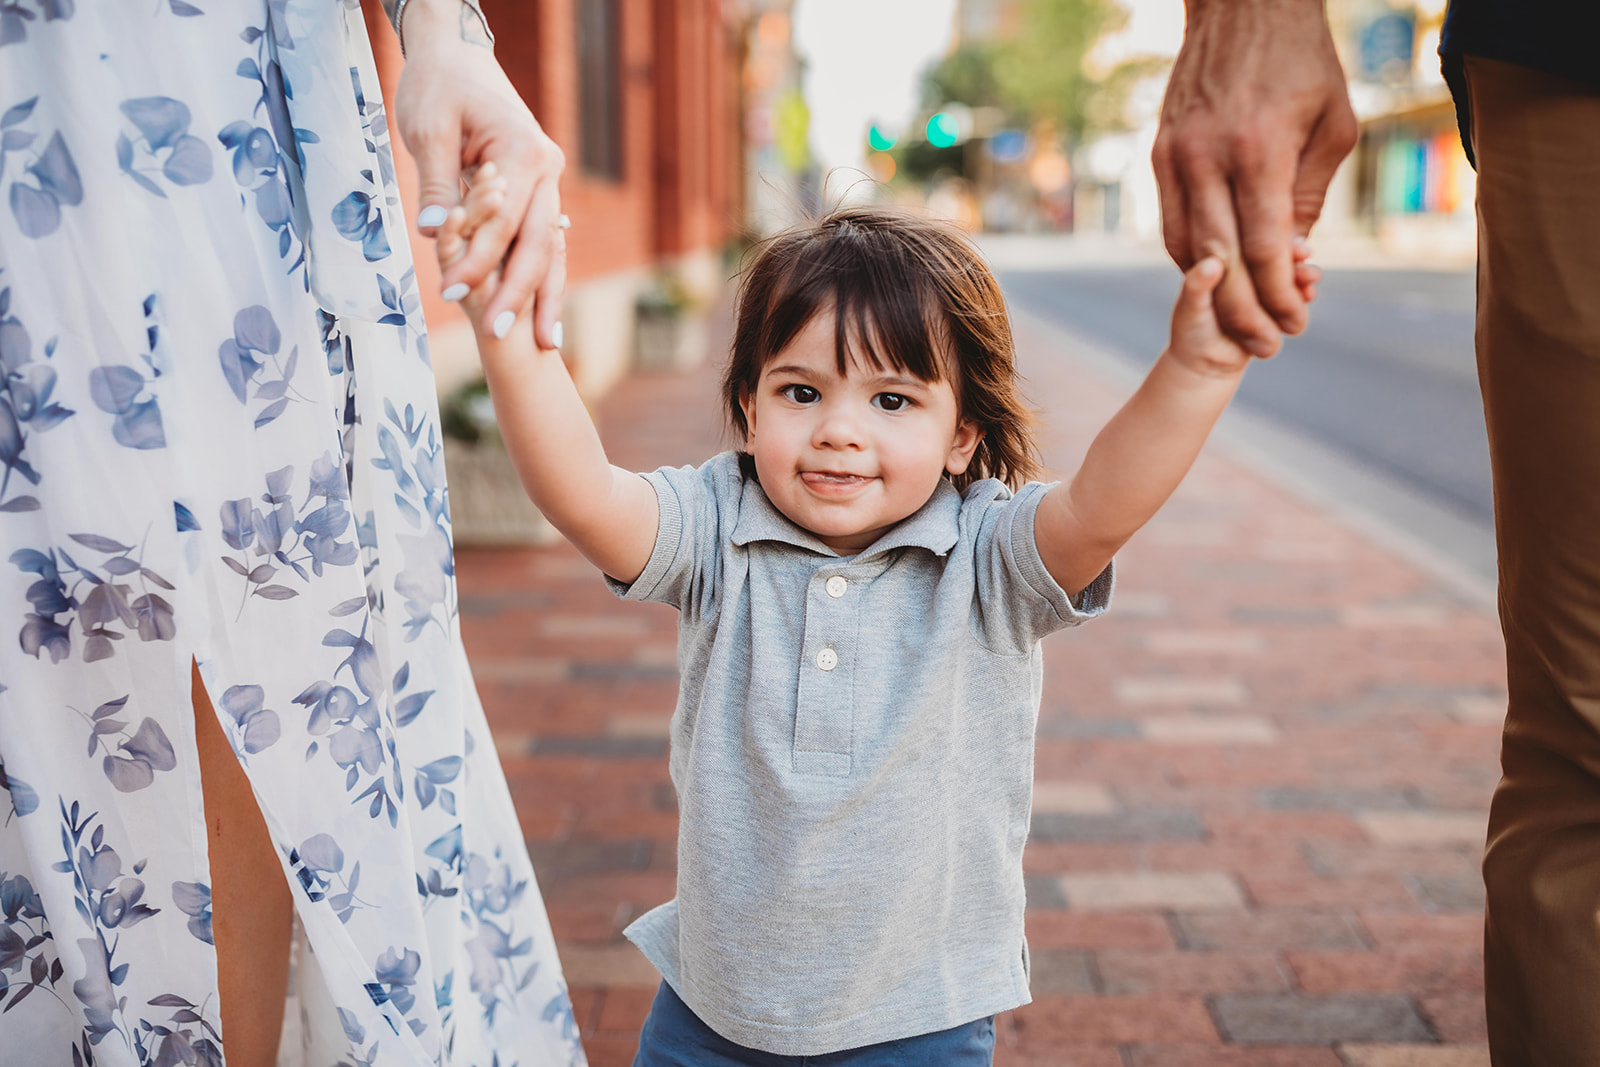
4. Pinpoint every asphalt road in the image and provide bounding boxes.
[998,266,1492,530]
